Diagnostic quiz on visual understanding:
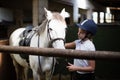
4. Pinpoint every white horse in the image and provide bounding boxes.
[9,8,67,80]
